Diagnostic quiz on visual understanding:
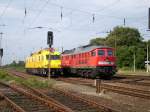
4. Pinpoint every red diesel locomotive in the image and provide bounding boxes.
[61,45,117,78]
